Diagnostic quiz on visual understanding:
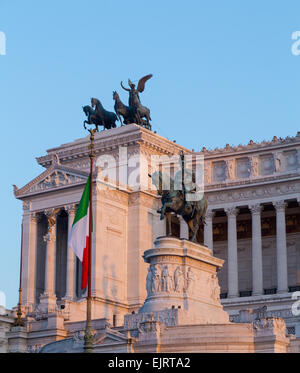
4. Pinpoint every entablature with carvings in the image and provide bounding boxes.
[206,179,300,208]
[202,137,300,187]
[36,124,191,169]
